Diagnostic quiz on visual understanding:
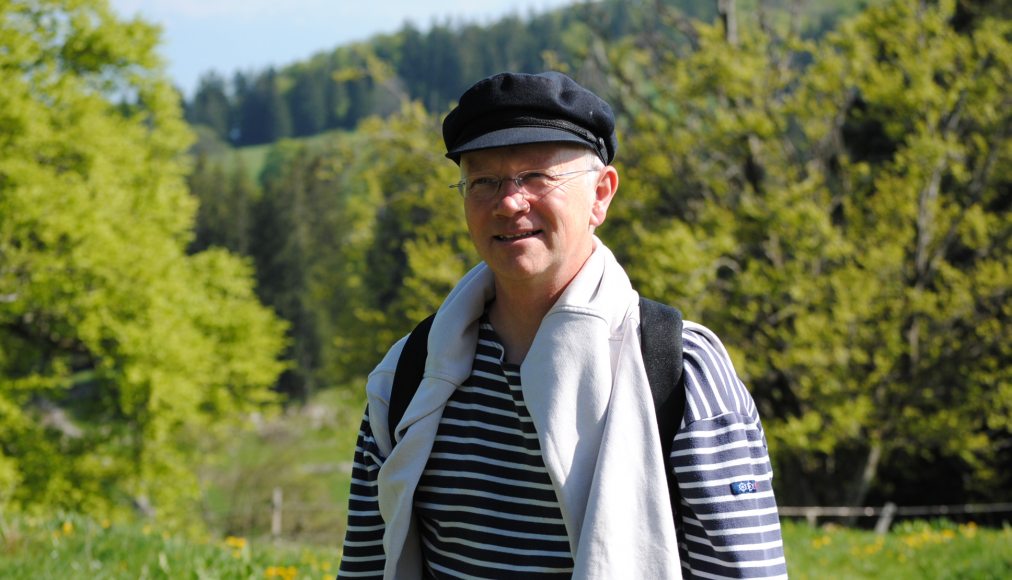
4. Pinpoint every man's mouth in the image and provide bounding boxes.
[495,230,540,241]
